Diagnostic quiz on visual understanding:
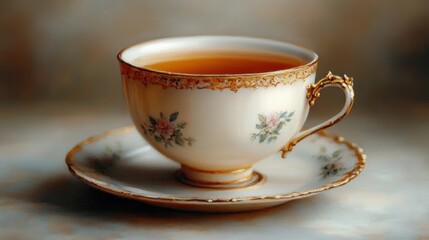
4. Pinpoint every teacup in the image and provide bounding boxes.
[118,36,354,188]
